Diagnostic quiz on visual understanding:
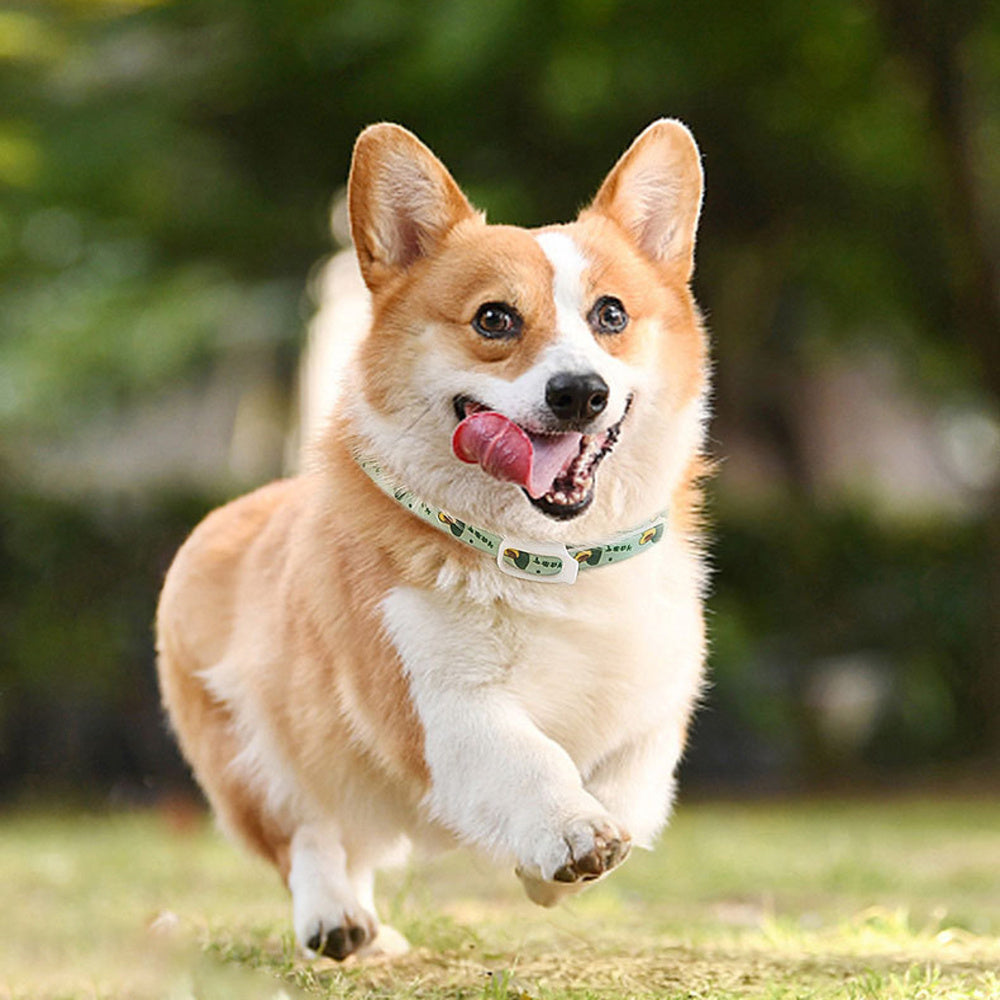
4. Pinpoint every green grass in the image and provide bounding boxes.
[2,797,999,999]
